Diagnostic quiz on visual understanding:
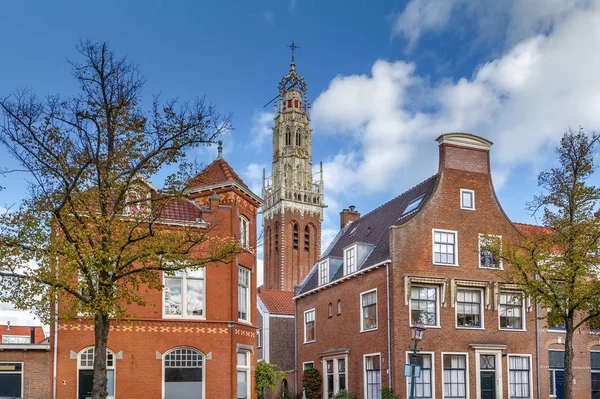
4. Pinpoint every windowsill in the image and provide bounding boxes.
[163,315,206,320]
[479,265,504,270]
[238,319,252,325]
[456,326,485,330]
[547,328,566,333]
[460,207,476,211]
[499,328,527,332]
[360,327,378,333]
[433,262,460,267]
[304,340,316,344]
[411,324,441,329]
